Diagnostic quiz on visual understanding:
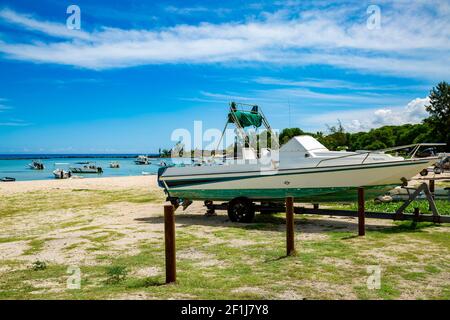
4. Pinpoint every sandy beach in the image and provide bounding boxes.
[0,175,159,195]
